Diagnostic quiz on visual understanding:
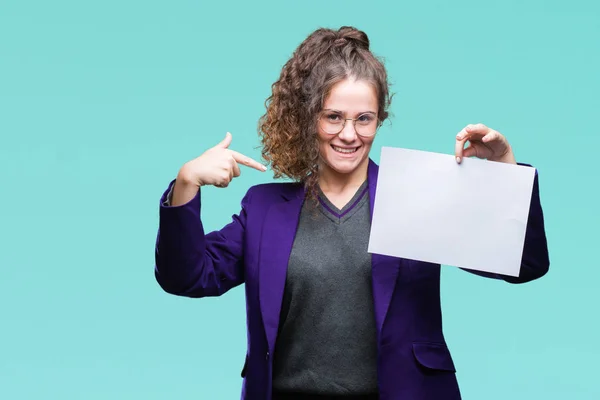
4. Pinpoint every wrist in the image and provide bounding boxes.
[171,170,201,207]
[177,165,202,187]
